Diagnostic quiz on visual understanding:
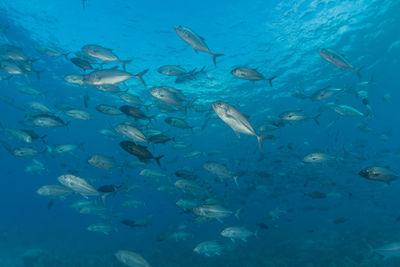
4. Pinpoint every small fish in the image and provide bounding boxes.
[304,191,326,199]
[193,240,224,257]
[174,25,223,66]
[231,67,277,87]
[318,48,361,75]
